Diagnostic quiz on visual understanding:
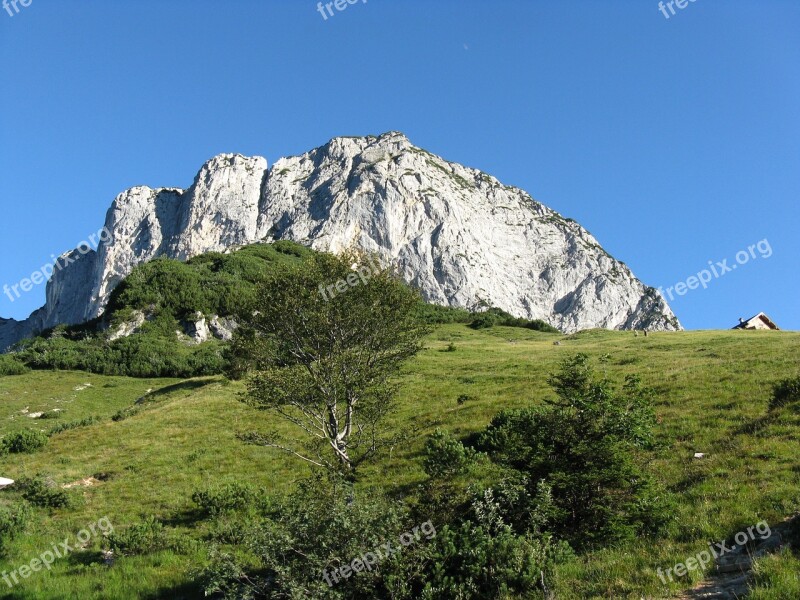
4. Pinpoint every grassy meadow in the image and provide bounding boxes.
[0,325,798,599]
